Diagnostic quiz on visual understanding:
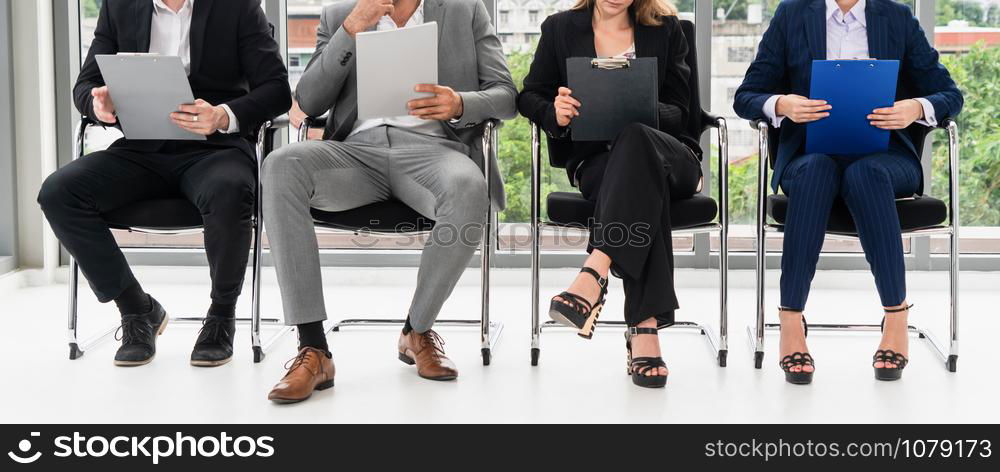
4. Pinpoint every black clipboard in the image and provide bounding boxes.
[566,57,658,142]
